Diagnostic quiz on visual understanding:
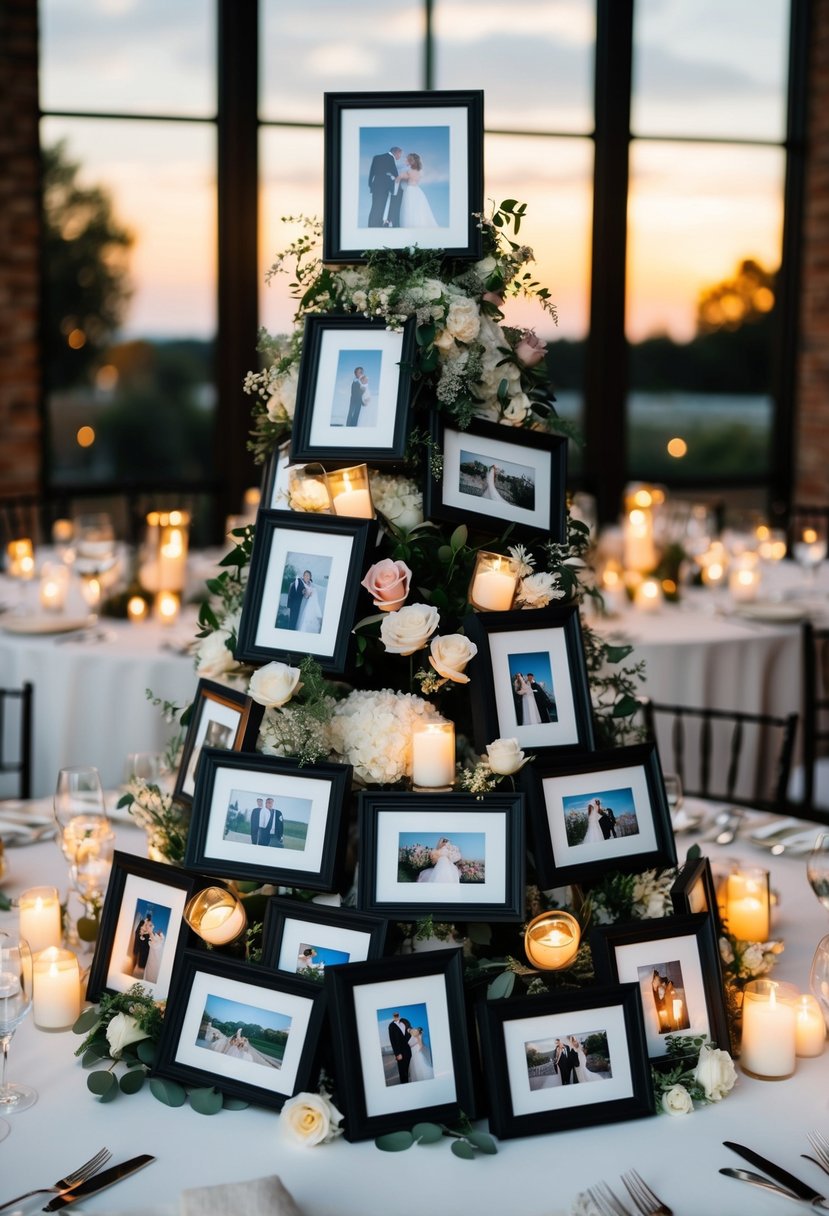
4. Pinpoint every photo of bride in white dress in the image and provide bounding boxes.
[562,785,640,848]
[377,1001,434,1087]
[508,653,557,730]
[397,830,486,884]
[396,153,439,228]
[197,994,292,1072]
[359,125,450,231]
[525,1029,612,1091]
[416,837,462,883]
[280,552,331,634]
[458,449,536,512]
